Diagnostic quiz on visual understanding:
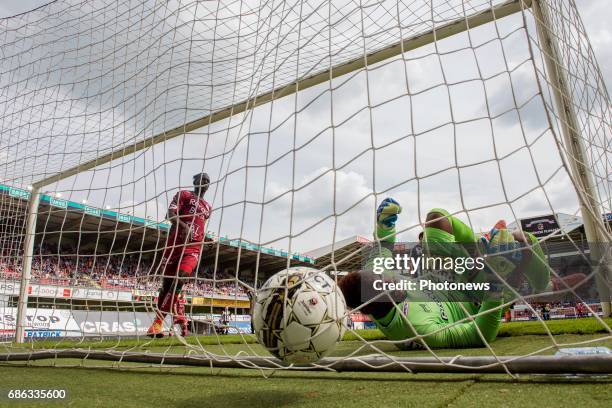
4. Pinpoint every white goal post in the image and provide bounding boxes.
[0,0,610,374]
